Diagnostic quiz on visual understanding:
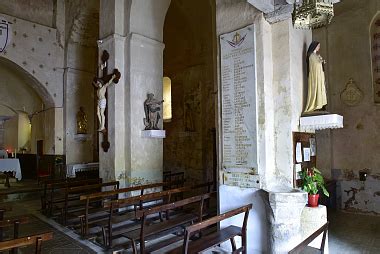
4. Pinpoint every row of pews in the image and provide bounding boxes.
[39,176,252,253]
[0,205,53,254]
